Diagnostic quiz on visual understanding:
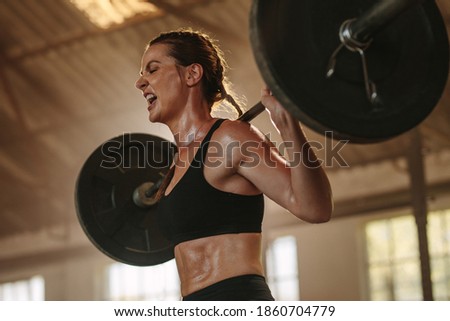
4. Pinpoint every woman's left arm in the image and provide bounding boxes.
[237,88,333,223]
